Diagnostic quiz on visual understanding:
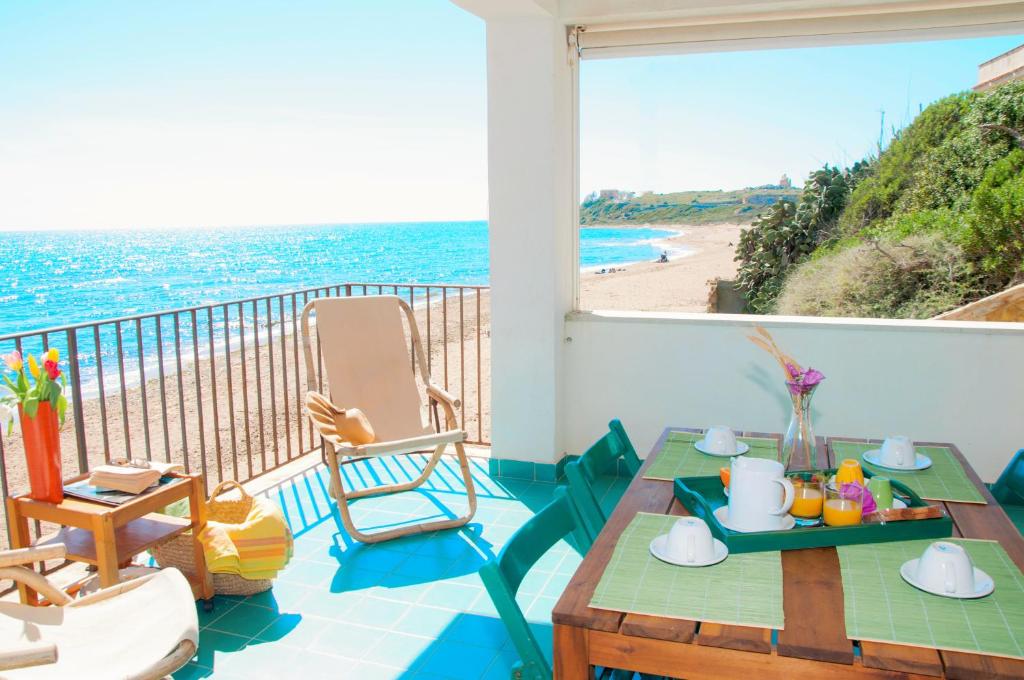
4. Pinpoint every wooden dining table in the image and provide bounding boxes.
[551,427,1024,680]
